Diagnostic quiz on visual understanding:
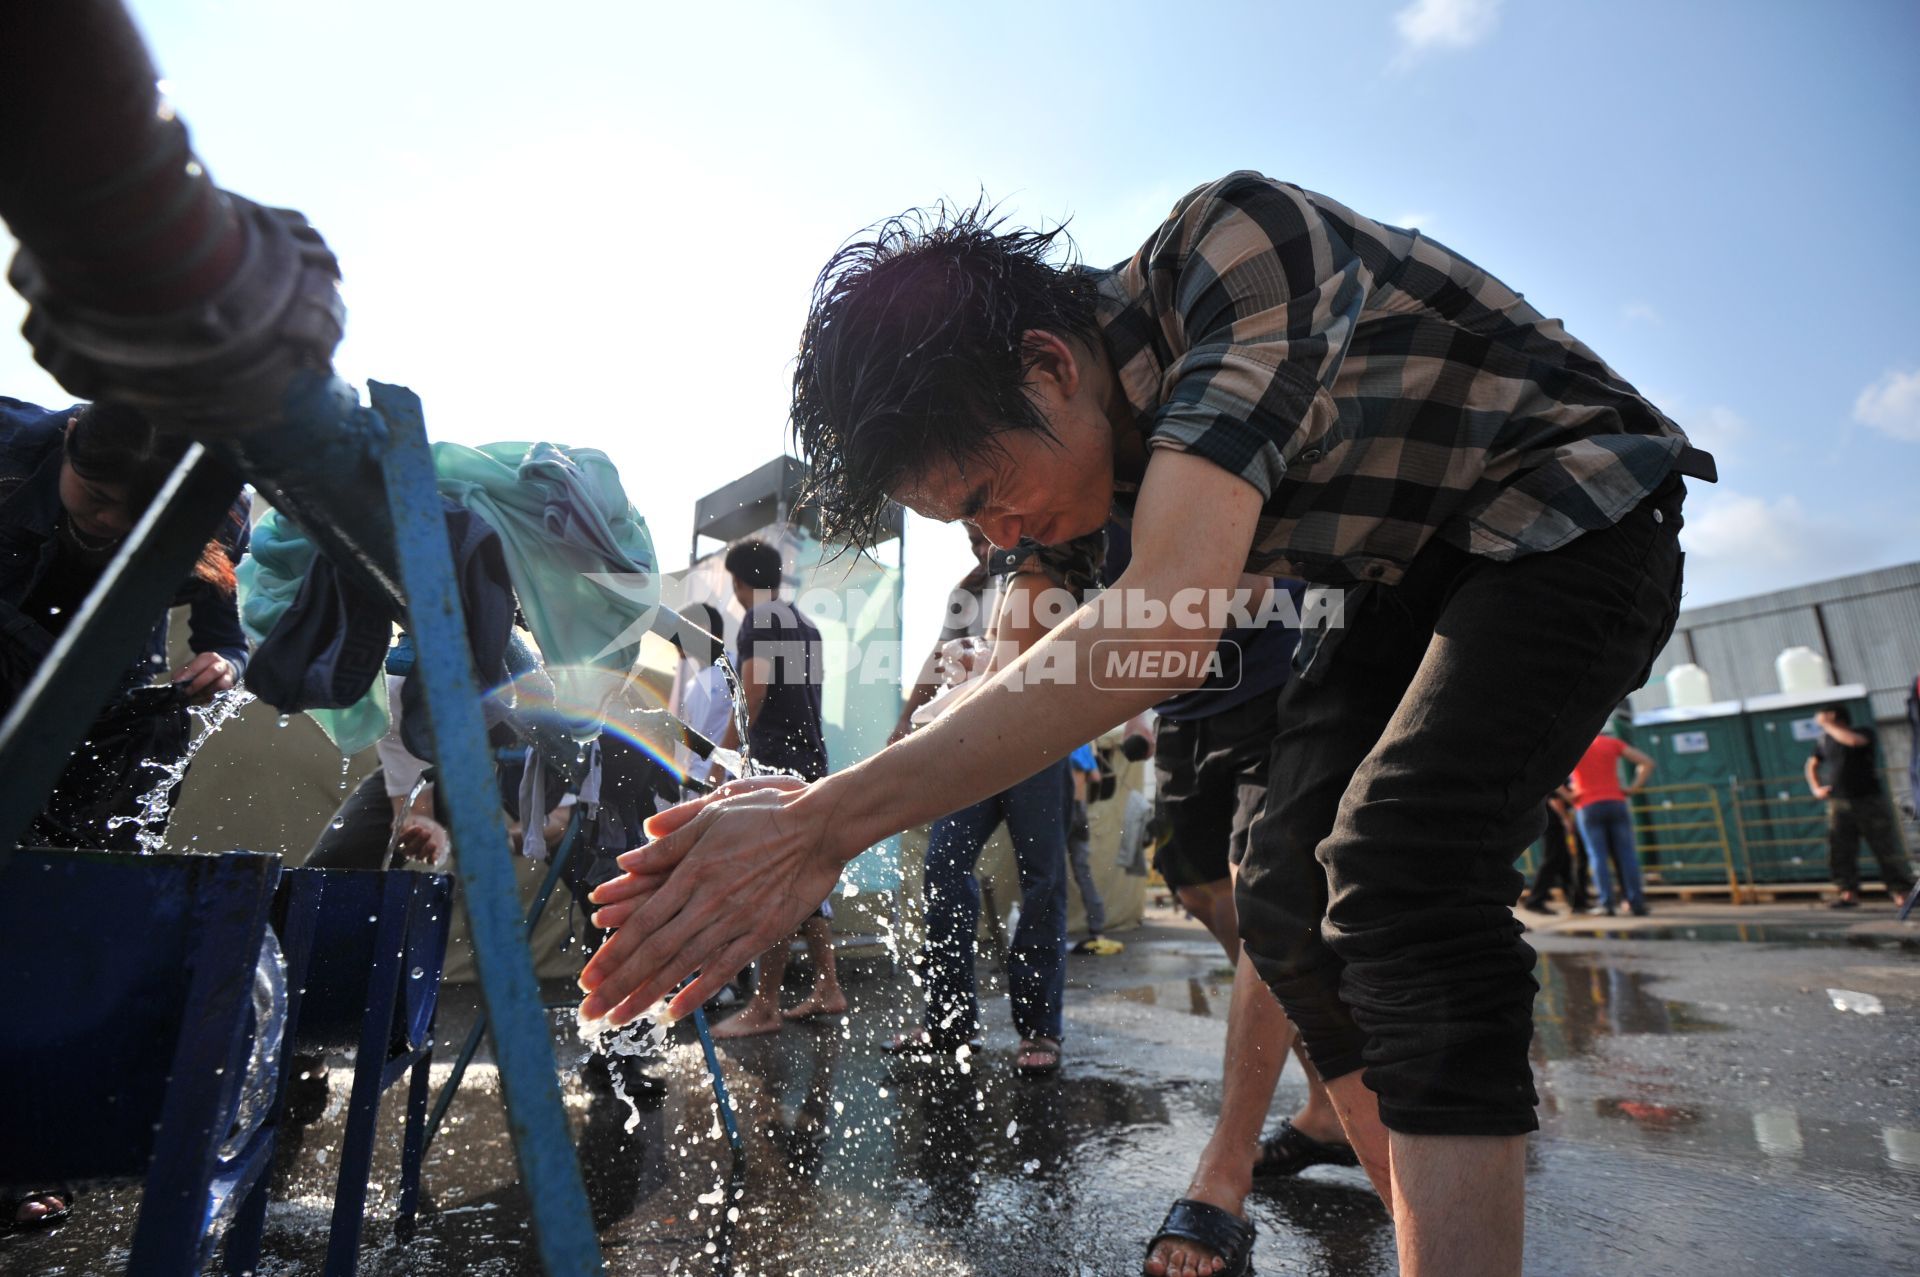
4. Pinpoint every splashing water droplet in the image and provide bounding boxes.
[577,1004,675,1133]
[106,687,255,852]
